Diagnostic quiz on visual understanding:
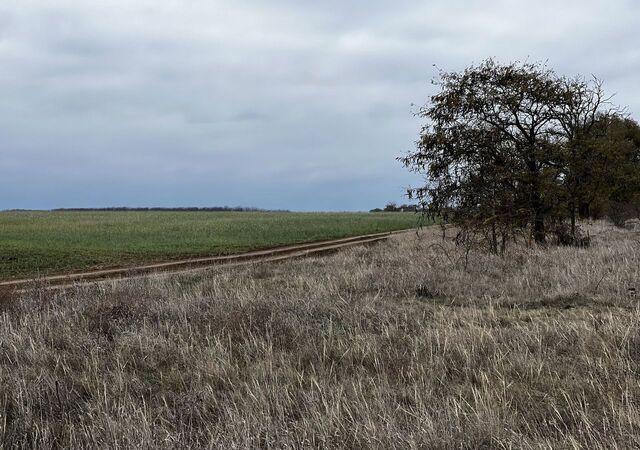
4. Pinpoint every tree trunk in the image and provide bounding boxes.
[570,202,576,239]
[528,159,546,244]
[533,208,546,244]
[579,202,591,219]
[491,222,498,255]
